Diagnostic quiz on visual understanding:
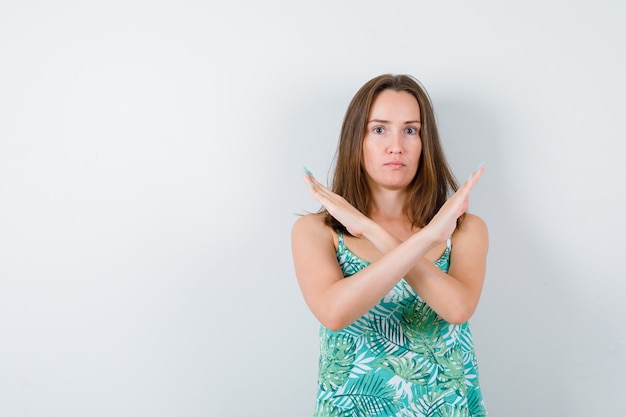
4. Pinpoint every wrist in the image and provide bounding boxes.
[414,224,440,250]
[360,218,382,242]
